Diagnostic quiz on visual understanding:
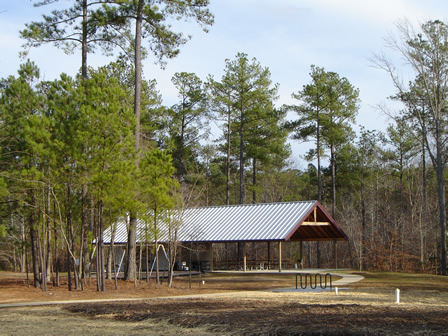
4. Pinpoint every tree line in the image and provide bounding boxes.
[1,1,448,292]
